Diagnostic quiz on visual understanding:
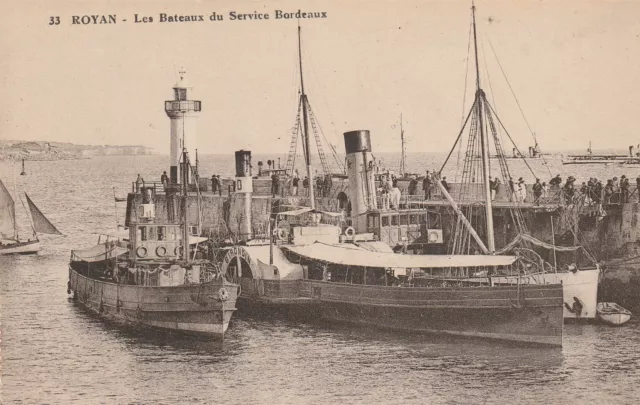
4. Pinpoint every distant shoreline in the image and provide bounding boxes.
[0,140,155,162]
